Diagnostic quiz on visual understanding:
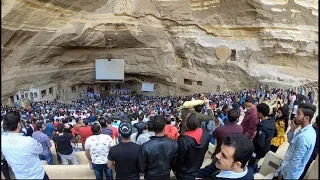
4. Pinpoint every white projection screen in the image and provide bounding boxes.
[95,59,124,80]
[141,83,154,92]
